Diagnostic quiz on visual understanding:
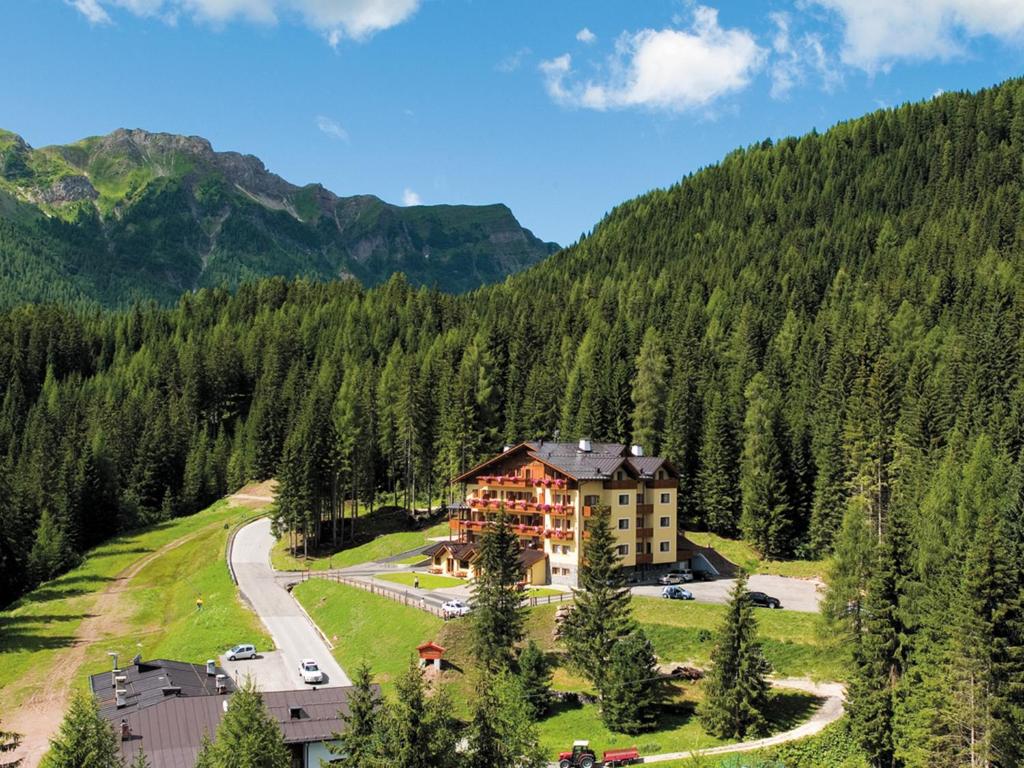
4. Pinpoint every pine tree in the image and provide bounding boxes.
[739,373,793,558]
[697,389,740,535]
[43,690,124,768]
[600,630,663,734]
[27,508,76,585]
[197,679,290,768]
[699,573,772,740]
[517,640,552,719]
[325,662,381,767]
[561,506,634,690]
[471,511,526,670]
[465,670,545,768]
[128,749,150,768]
[0,718,21,768]
[630,327,669,455]
[376,660,461,768]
